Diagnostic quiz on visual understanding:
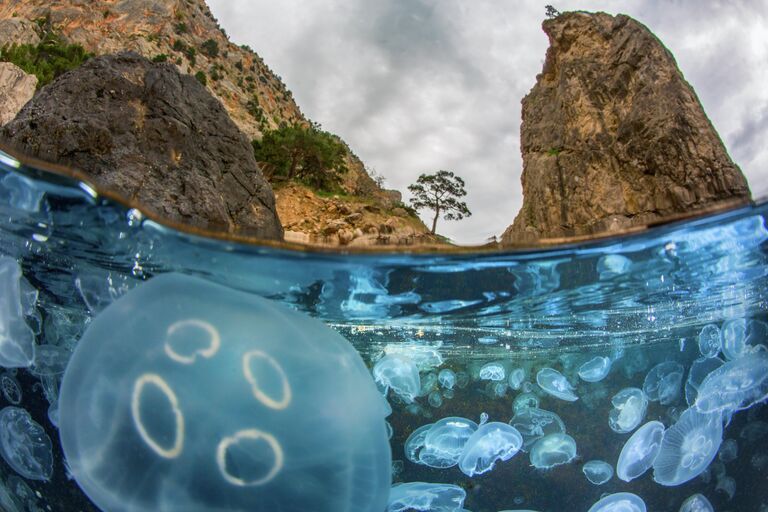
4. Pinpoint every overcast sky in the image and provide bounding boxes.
[208,0,768,245]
